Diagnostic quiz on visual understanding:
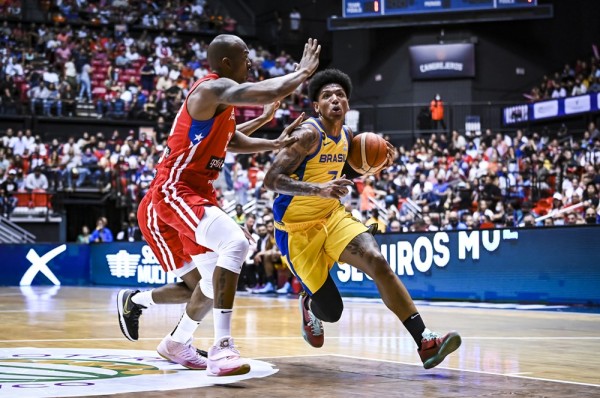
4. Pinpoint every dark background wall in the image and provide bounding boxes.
[329,0,600,107]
